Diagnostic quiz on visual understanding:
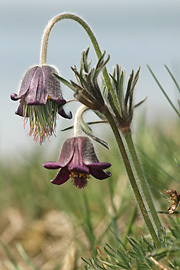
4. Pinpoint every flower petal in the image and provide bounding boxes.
[15,101,24,116]
[44,162,61,169]
[11,93,20,101]
[68,164,89,174]
[51,167,70,185]
[67,137,89,173]
[87,162,111,169]
[79,137,100,164]
[19,66,39,98]
[57,137,76,167]
[53,98,66,105]
[90,168,111,180]
[25,67,47,105]
[42,65,62,101]
[58,107,72,119]
[35,69,48,104]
